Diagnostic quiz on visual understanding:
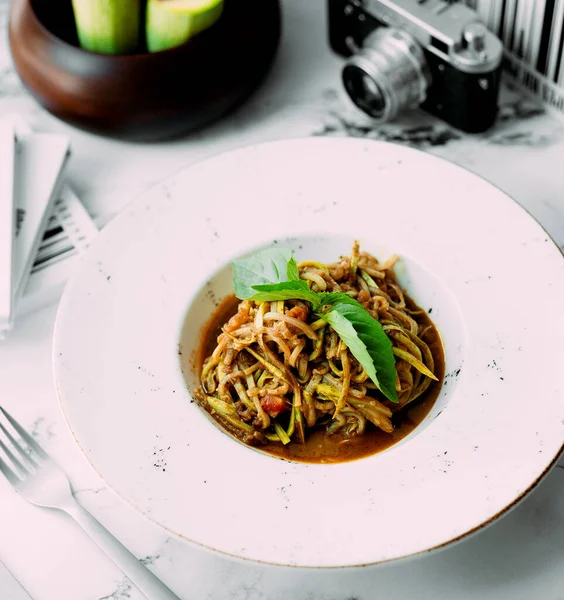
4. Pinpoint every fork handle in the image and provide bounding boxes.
[62,497,182,600]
